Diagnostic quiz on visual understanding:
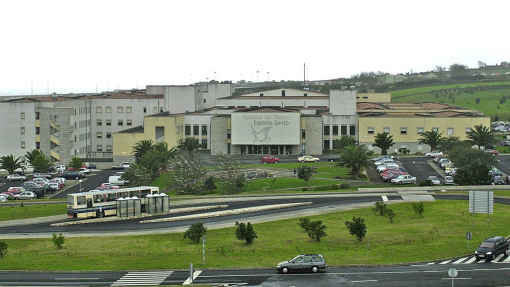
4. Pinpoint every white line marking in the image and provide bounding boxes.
[182,270,202,285]
[55,278,99,280]
[351,280,378,283]
[439,260,451,264]
[453,257,468,264]
[477,259,487,263]
[381,196,388,202]
[463,257,477,264]
[503,256,510,262]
